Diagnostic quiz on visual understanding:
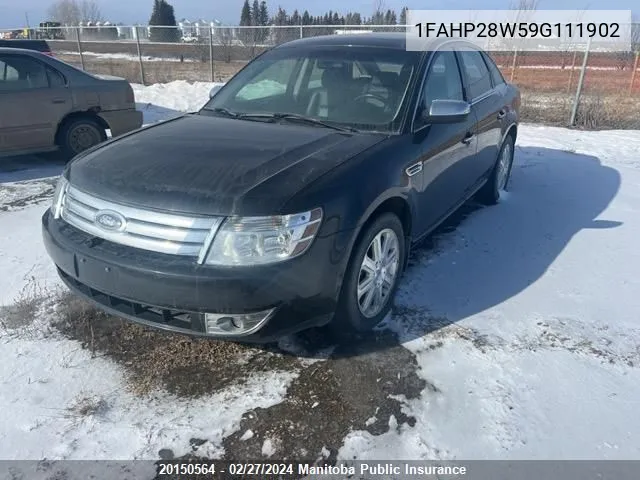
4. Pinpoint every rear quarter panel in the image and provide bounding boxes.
[501,83,520,143]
